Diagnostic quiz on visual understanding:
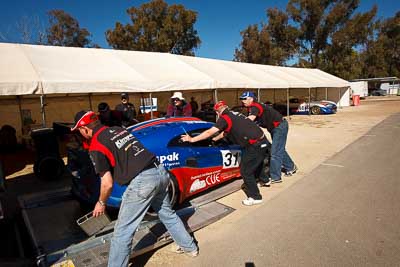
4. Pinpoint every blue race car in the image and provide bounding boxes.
[69,117,244,208]
[272,98,337,115]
